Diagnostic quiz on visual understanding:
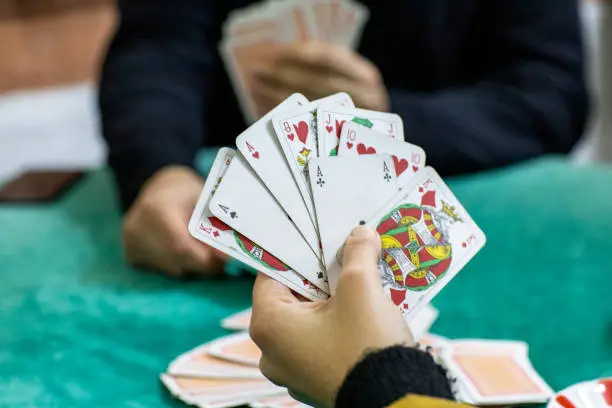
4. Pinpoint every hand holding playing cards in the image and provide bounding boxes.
[250,226,414,408]
[124,166,227,277]
[254,43,389,112]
